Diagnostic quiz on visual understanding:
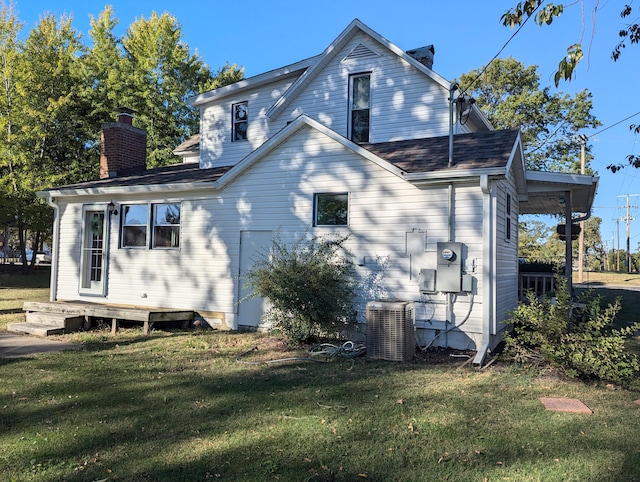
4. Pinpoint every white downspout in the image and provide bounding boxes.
[45,195,60,302]
[474,174,494,365]
[446,83,459,341]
